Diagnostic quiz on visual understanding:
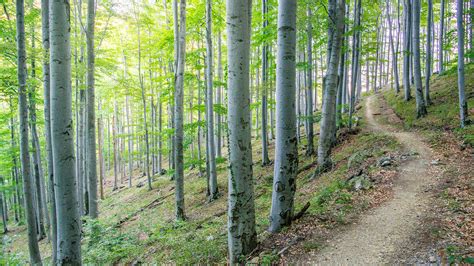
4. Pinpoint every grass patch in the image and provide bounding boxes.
[384,64,474,146]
